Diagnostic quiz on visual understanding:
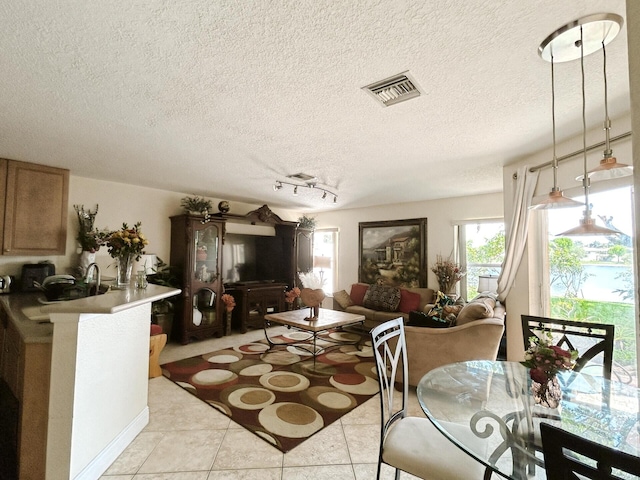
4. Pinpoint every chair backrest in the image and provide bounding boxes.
[370,318,408,442]
[521,315,614,381]
[540,423,640,479]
